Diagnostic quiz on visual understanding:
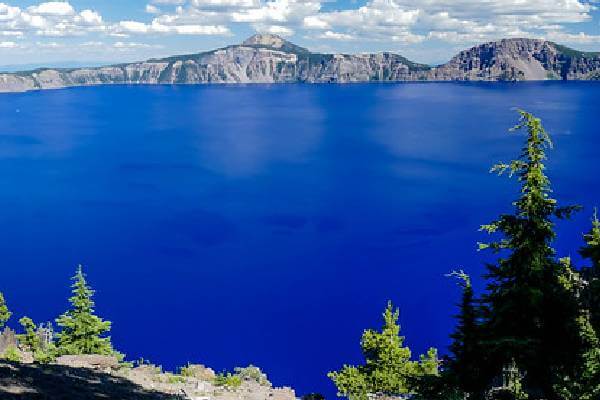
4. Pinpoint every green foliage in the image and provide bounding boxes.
[581,210,600,335]
[179,363,196,377]
[234,365,271,387]
[554,313,600,400]
[1,345,21,362]
[166,374,186,384]
[505,361,529,400]
[18,317,41,352]
[17,317,57,364]
[410,373,465,400]
[214,371,243,389]
[581,209,600,270]
[0,292,11,329]
[55,265,115,356]
[329,365,368,400]
[479,110,581,395]
[211,365,271,389]
[328,301,439,400]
